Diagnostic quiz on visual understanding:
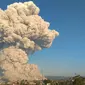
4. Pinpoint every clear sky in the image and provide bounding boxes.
[0,0,85,76]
